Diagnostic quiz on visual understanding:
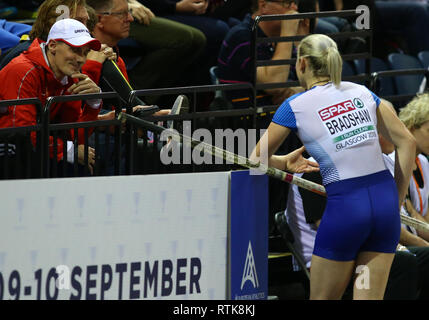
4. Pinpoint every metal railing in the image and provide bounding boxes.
[126,83,261,175]
[0,84,273,179]
[44,92,122,177]
[0,69,426,179]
